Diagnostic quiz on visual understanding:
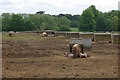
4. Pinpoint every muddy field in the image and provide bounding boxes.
[2,33,118,78]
